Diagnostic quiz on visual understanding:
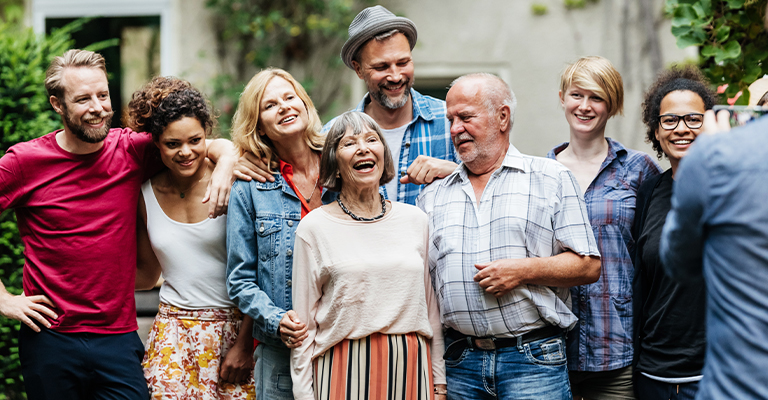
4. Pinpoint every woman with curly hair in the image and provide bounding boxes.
[128,76,255,399]
[631,65,718,400]
[547,56,662,399]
